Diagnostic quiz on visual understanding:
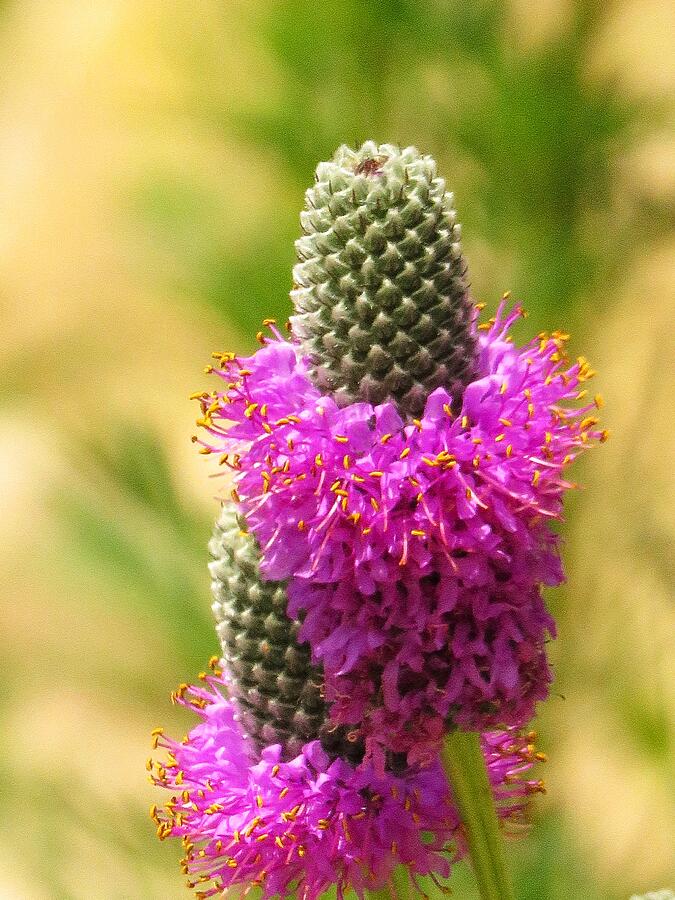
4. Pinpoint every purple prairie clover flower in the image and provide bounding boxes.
[154,144,605,899]
[149,667,543,900]
[195,303,606,767]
